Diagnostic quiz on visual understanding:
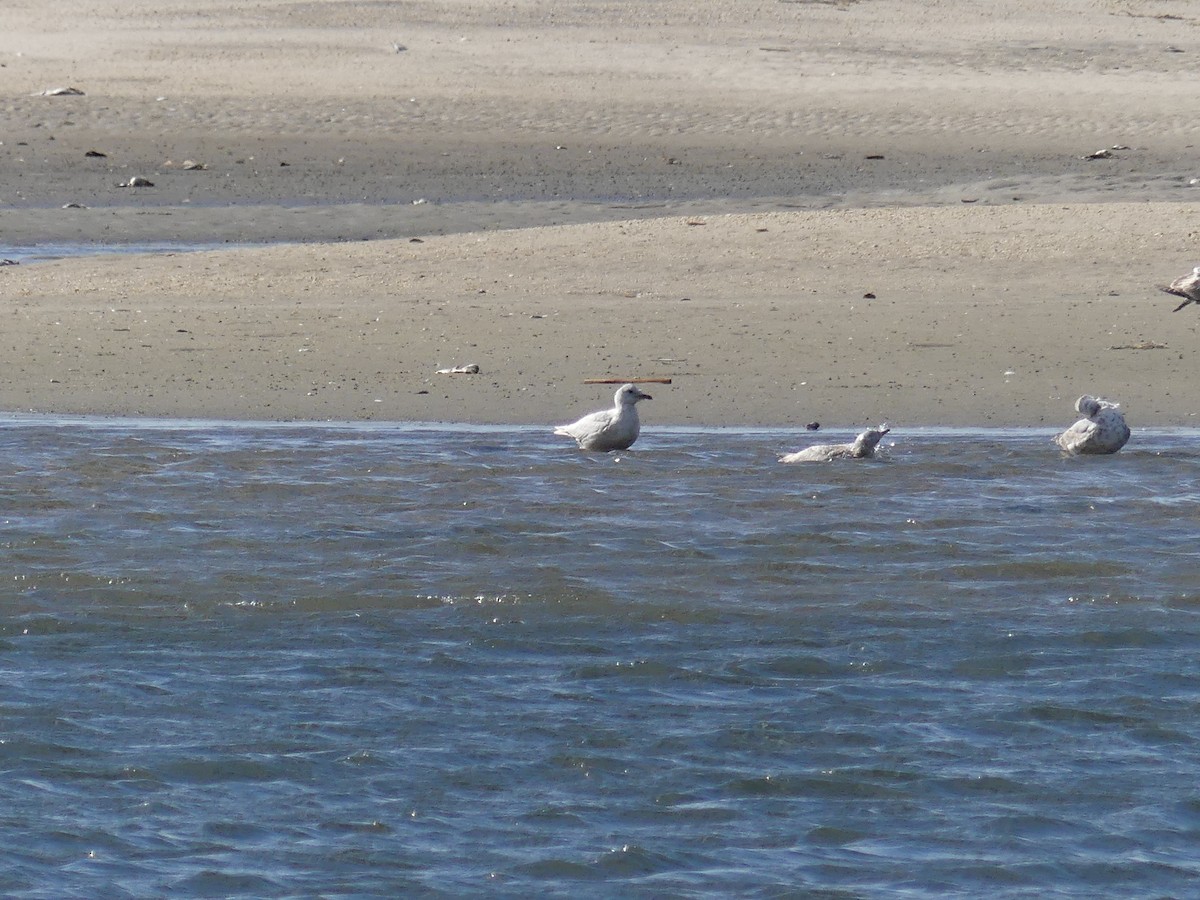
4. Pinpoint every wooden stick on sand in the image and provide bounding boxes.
[583,377,673,385]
